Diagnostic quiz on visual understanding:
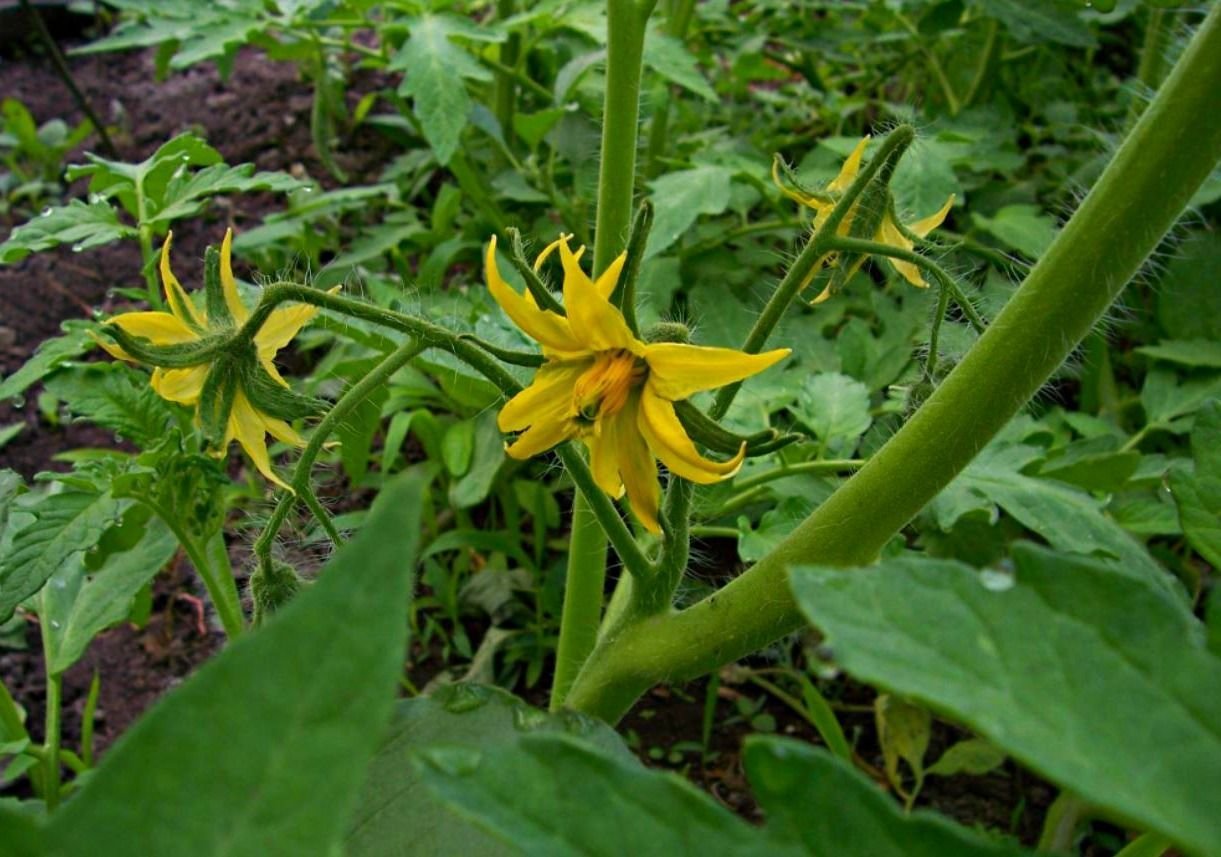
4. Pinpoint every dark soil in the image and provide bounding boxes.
[1,15,1064,850]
